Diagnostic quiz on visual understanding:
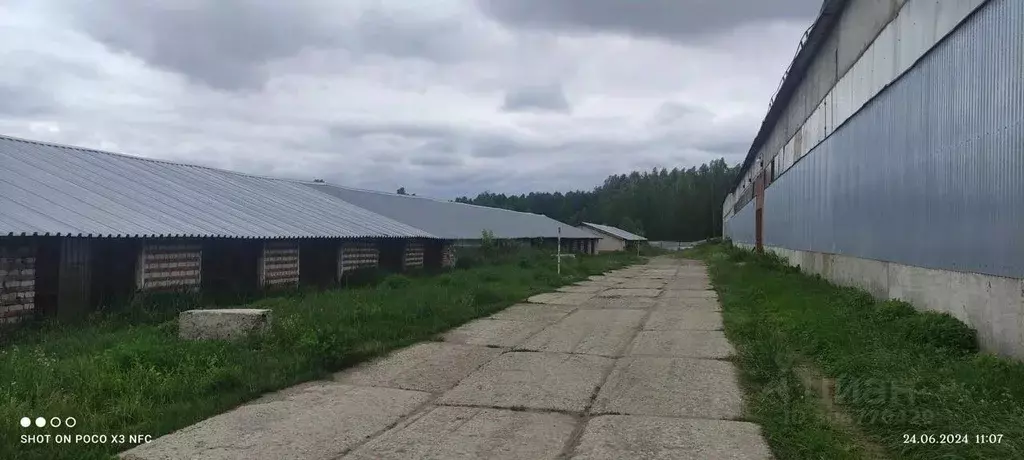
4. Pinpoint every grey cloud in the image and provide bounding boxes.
[329,121,454,142]
[64,1,333,90]
[501,84,571,113]
[354,7,487,64]
[0,83,54,116]
[329,121,542,162]
[64,1,488,91]
[477,0,822,41]
[650,102,710,126]
[468,137,526,158]
[695,138,751,156]
[410,155,464,167]
[409,138,466,167]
